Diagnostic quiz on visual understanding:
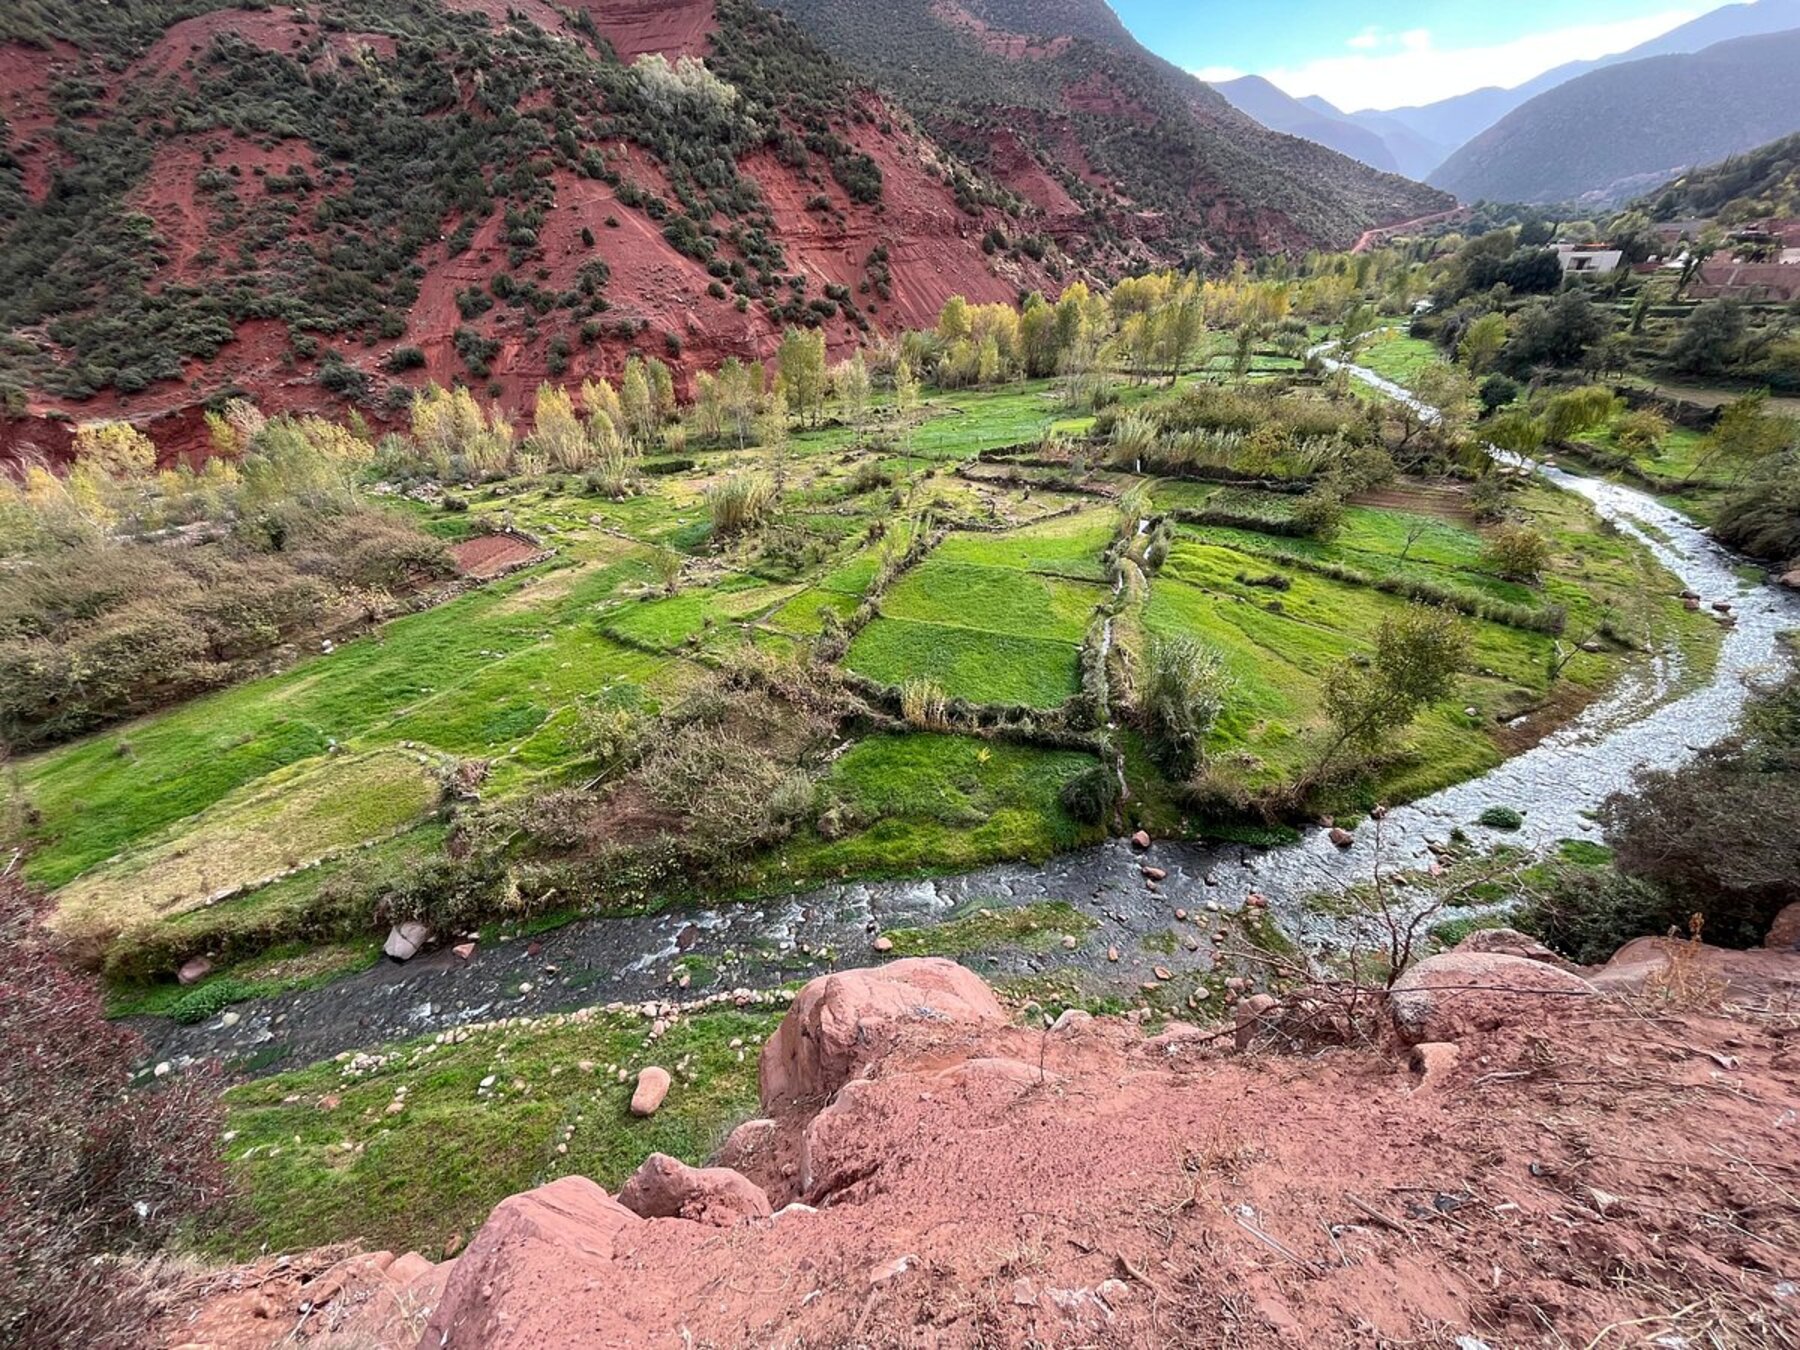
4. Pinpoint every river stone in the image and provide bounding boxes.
[177,956,214,986]
[630,1067,672,1117]
[384,921,433,962]
[1766,903,1800,952]
[1780,569,1800,592]
[1328,827,1355,848]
